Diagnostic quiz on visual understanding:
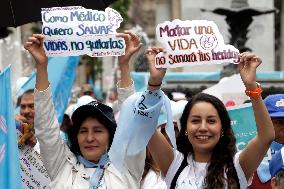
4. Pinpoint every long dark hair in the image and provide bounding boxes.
[67,114,115,156]
[177,93,240,189]
[142,148,160,180]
